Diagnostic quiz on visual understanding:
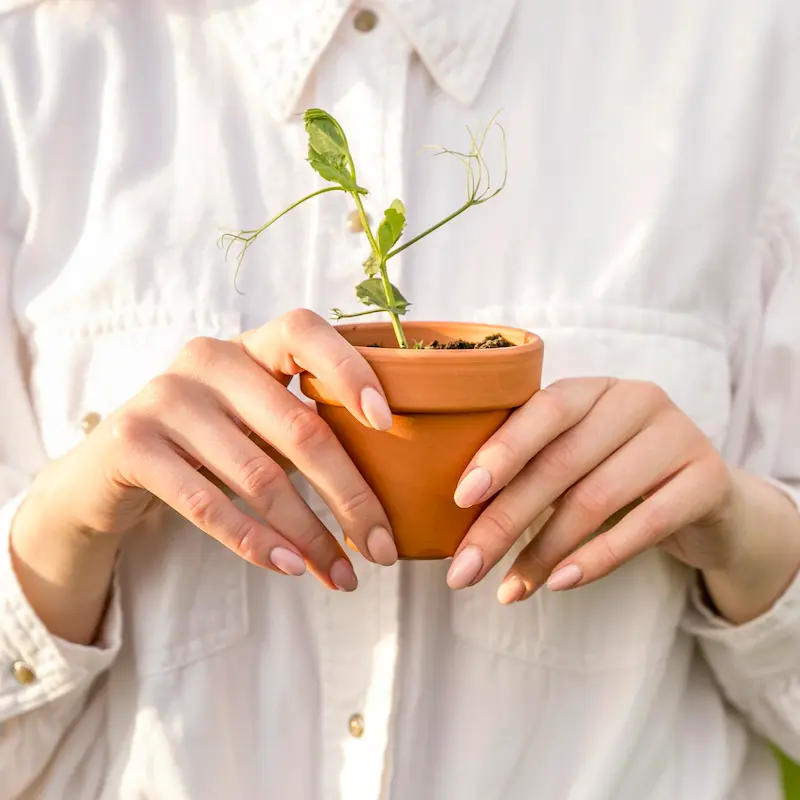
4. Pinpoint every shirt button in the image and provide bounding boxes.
[80,411,102,435]
[346,210,371,233]
[11,661,37,685]
[353,8,379,33]
[348,713,365,738]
